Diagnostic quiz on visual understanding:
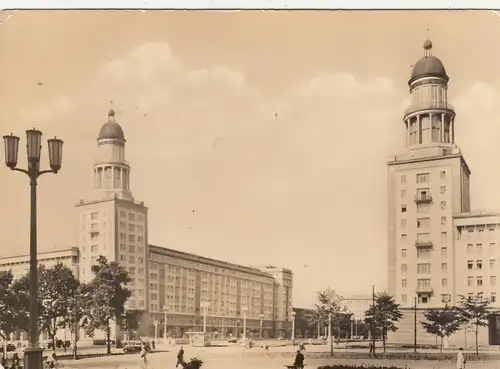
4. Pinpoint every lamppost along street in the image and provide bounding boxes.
[201,301,209,334]
[153,320,159,341]
[291,311,296,341]
[3,129,63,369]
[259,314,264,340]
[328,312,333,355]
[242,306,248,340]
[163,305,169,343]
